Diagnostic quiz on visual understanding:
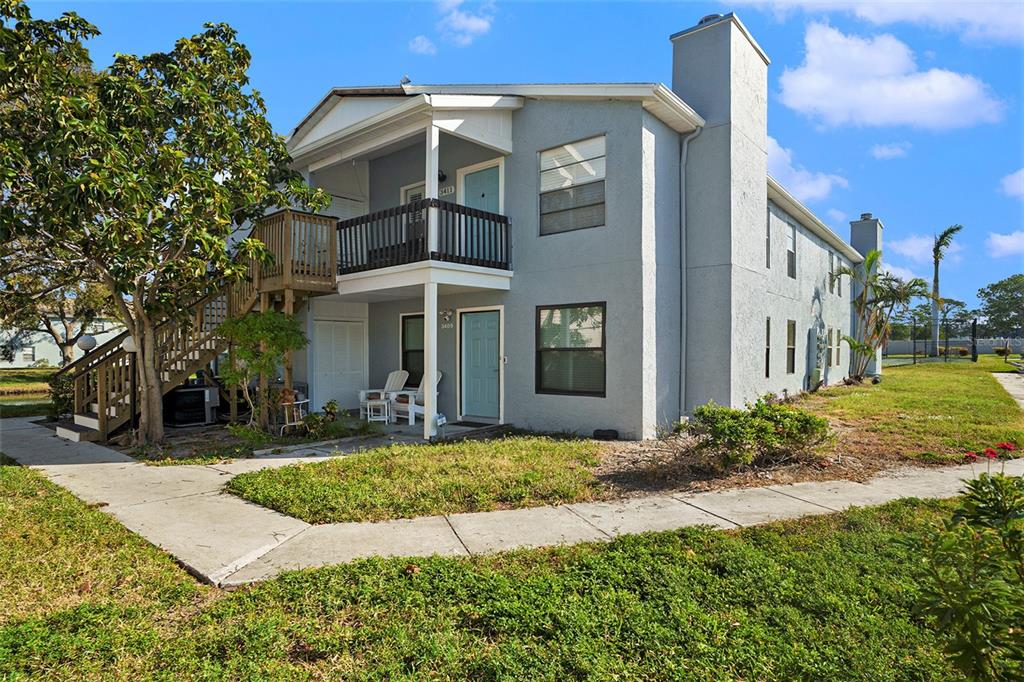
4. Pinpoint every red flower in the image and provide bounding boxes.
[964,452,978,462]
[983,448,999,459]
[995,442,1017,451]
